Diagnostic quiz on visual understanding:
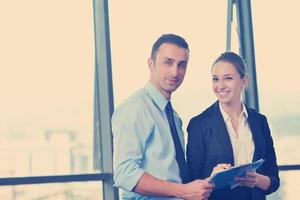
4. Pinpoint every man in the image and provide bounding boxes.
[112,34,213,200]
